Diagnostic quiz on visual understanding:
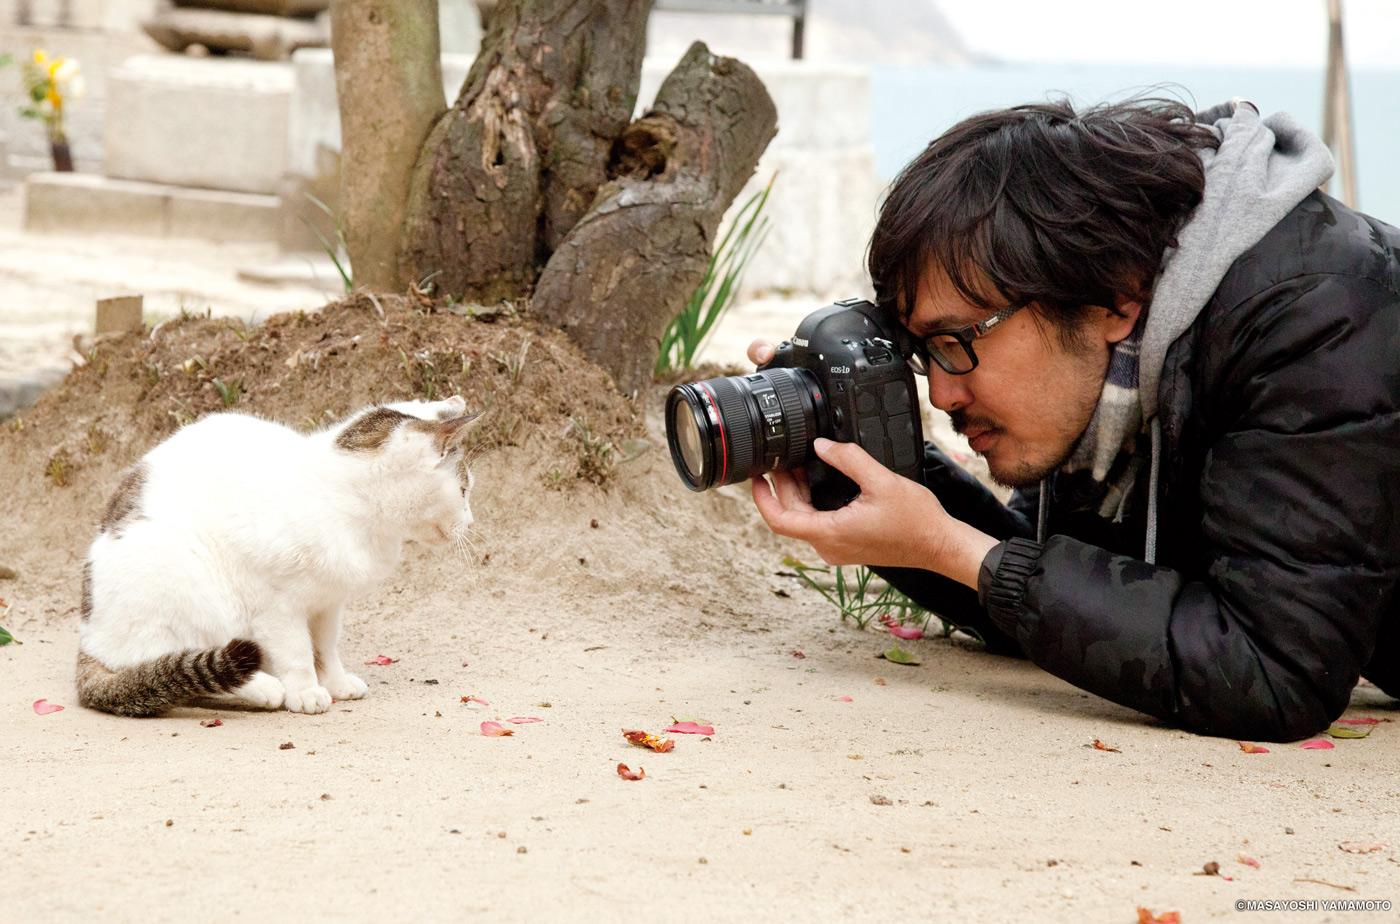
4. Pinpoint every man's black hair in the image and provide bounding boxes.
[868,98,1222,328]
